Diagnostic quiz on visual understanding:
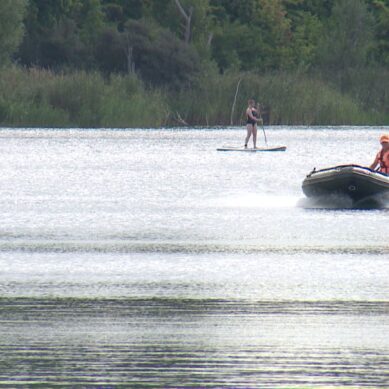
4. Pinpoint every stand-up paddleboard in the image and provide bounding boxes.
[217,146,286,152]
